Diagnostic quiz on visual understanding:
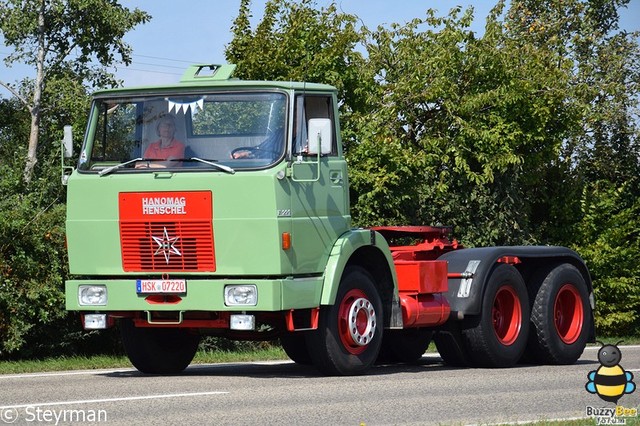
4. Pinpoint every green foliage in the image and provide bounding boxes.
[348,3,574,245]
[0,190,67,355]
[0,101,122,359]
[572,181,640,335]
[226,0,368,120]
